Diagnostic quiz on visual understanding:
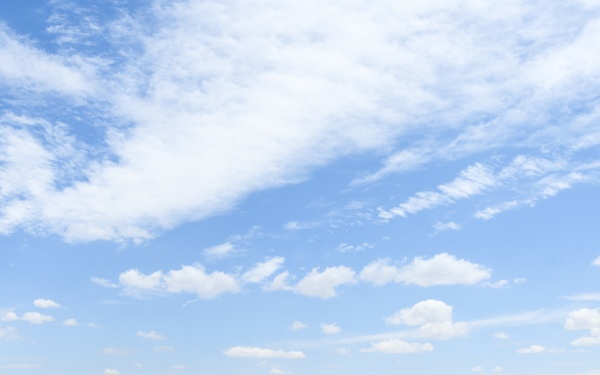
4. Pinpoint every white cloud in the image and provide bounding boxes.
[321,323,341,334]
[493,366,503,373]
[294,266,356,299]
[337,242,374,253]
[264,271,294,292]
[33,299,61,308]
[0,0,598,243]
[432,221,462,234]
[516,345,546,354]
[137,330,165,341]
[163,264,240,299]
[359,253,491,287]
[103,369,121,375]
[565,308,600,346]
[290,321,308,331]
[203,242,235,259]
[395,253,491,287]
[385,299,468,340]
[494,332,509,340]
[119,269,164,295]
[472,366,484,372]
[1,311,54,324]
[91,277,119,288]
[223,346,305,359]
[592,256,600,267]
[243,257,285,283]
[62,318,79,326]
[359,258,399,286]
[103,347,131,356]
[360,339,433,354]
[0,326,19,340]
[270,369,291,375]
